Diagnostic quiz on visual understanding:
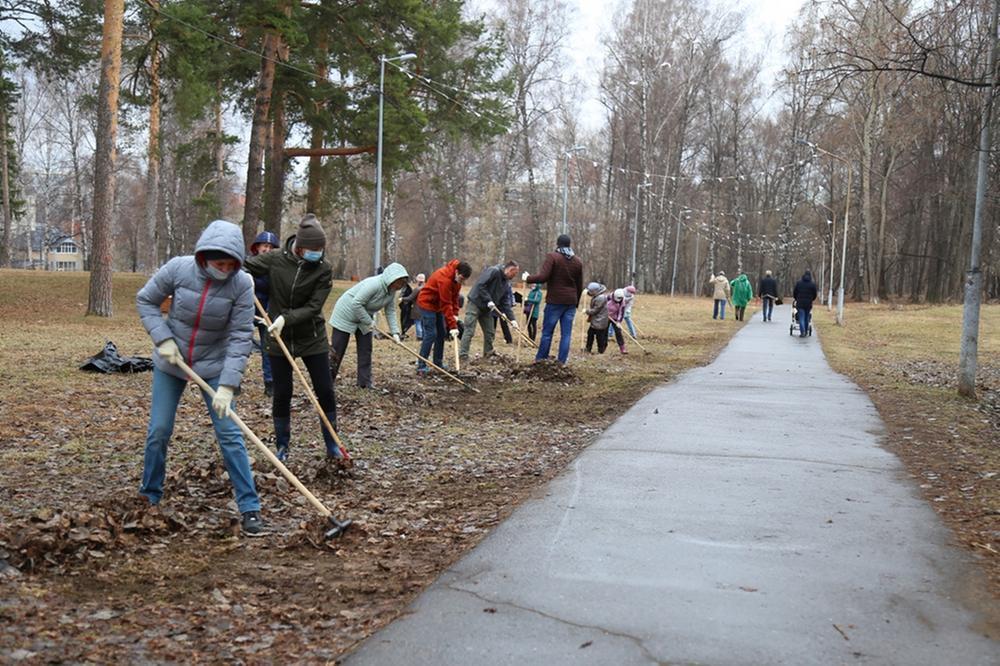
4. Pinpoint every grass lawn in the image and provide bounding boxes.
[814,303,1000,593]
[0,269,742,662]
